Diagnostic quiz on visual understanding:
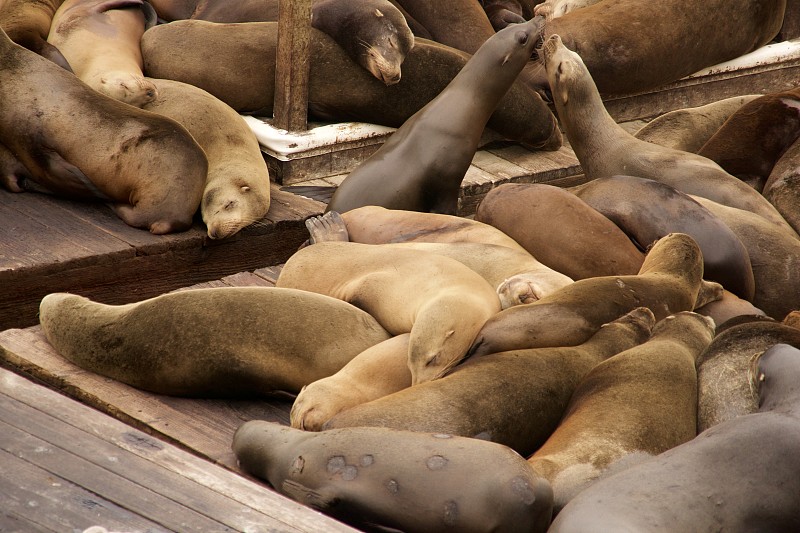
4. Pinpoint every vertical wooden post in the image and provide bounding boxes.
[273,0,313,131]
